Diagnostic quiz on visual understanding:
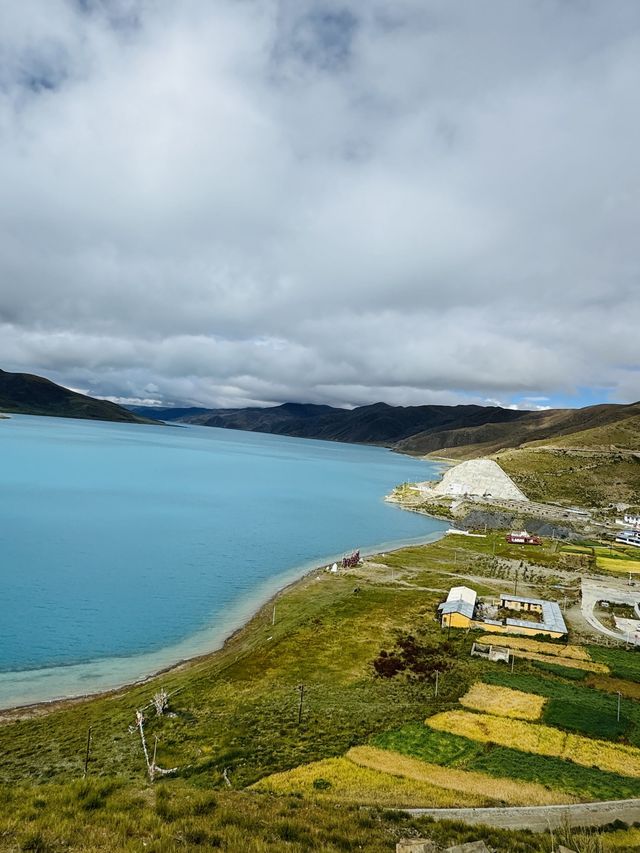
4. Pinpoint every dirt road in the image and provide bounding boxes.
[404,798,640,831]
